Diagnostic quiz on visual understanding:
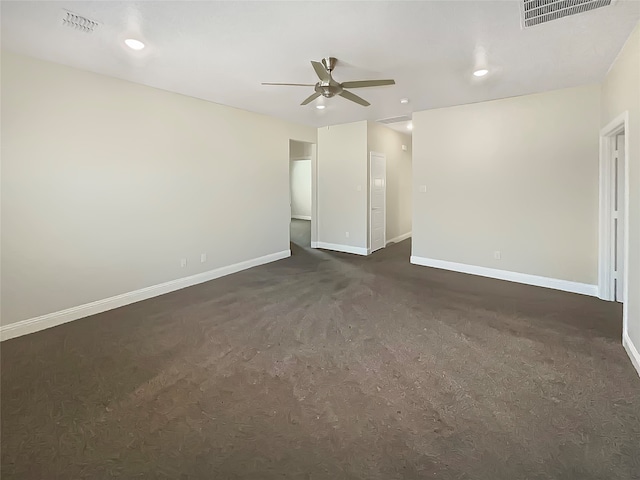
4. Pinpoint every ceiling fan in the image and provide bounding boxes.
[262,57,395,107]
